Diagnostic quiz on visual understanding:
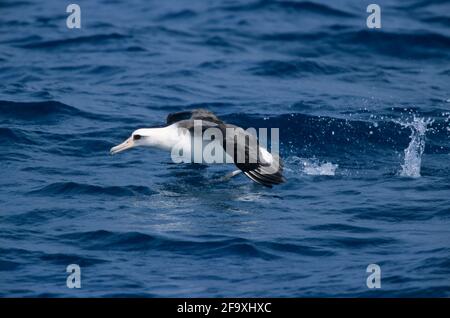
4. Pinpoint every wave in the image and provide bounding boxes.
[247,59,346,77]
[18,33,128,49]
[0,100,118,122]
[157,9,197,21]
[422,16,450,27]
[0,1,30,8]
[224,112,449,156]
[85,65,126,75]
[400,0,450,10]
[2,208,81,226]
[307,223,377,234]
[0,100,81,119]
[0,35,41,45]
[38,252,107,266]
[256,30,450,59]
[222,0,355,17]
[0,127,37,145]
[55,139,117,157]
[0,260,21,271]
[58,230,334,258]
[0,247,106,269]
[28,182,156,197]
[201,35,243,51]
[318,236,396,249]
[342,30,450,59]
